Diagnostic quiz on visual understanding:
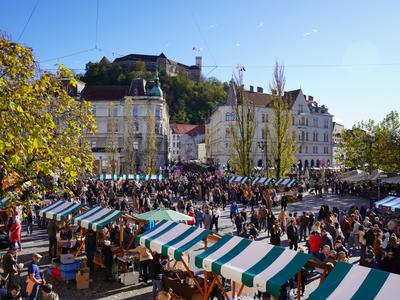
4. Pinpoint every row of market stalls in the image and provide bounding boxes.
[374,195,400,212]
[136,220,400,299]
[97,174,164,181]
[228,176,297,187]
